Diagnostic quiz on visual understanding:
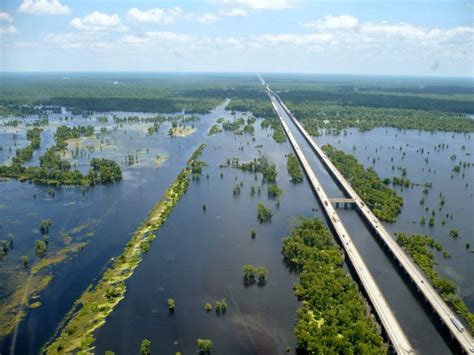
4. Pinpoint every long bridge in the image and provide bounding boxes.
[263,78,474,354]
[264,82,415,354]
